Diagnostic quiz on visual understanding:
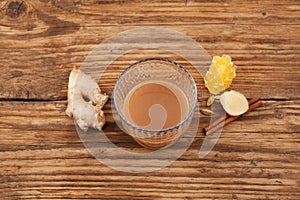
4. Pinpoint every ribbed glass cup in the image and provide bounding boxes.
[113,58,197,149]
